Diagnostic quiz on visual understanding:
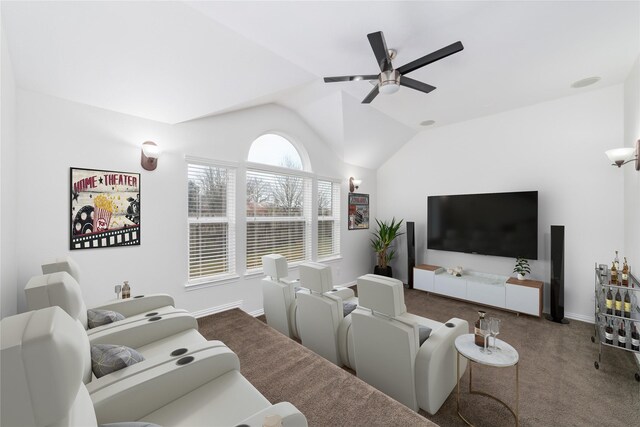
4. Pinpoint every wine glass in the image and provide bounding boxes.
[114,284,122,300]
[489,317,501,350]
[479,319,492,354]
